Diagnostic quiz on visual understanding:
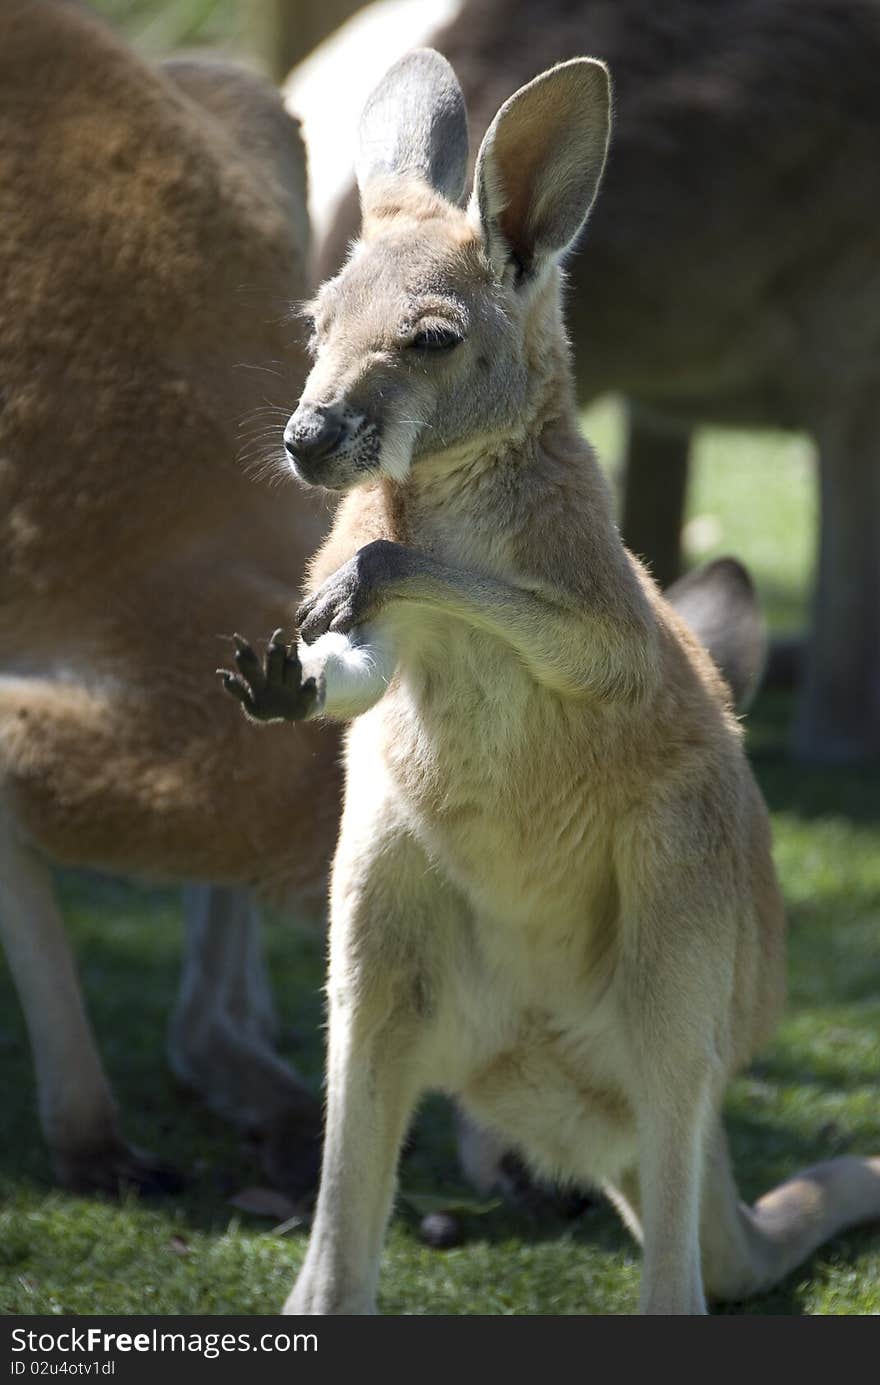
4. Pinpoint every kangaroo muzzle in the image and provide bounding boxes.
[284,403,346,478]
[283,399,380,490]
